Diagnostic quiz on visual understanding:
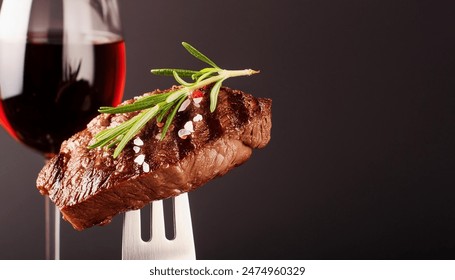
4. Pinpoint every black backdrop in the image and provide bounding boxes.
[0,0,454,259]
